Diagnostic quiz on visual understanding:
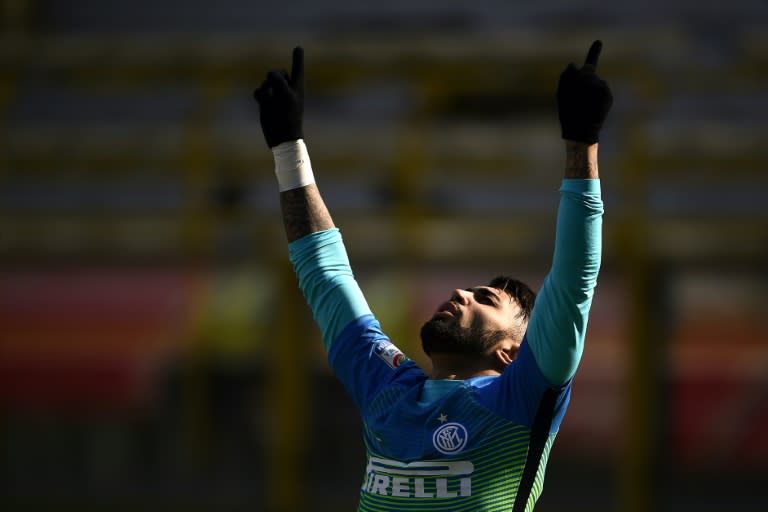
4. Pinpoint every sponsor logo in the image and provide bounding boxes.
[362,457,473,498]
[432,422,468,455]
[372,340,408,369]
